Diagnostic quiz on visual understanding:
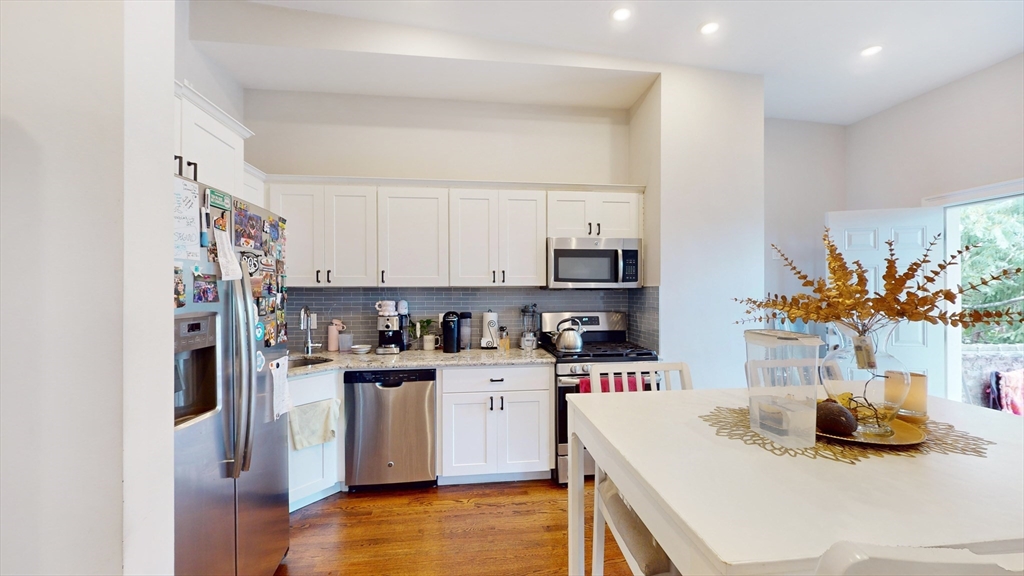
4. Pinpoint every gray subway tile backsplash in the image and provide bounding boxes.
[286,286,659,355]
